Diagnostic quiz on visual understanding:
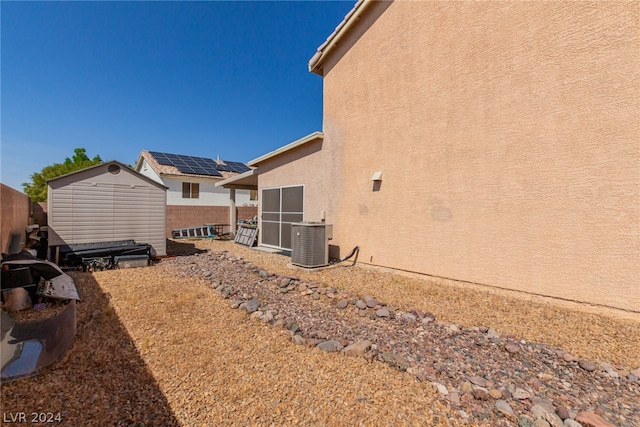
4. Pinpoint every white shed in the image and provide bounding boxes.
[47,161,168,257]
